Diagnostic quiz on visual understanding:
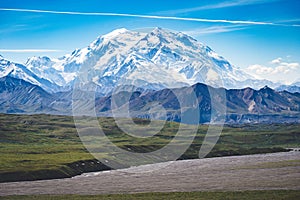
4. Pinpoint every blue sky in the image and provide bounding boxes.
[0,0,299,83]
